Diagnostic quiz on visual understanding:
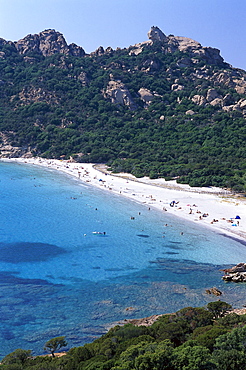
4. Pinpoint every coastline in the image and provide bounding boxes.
[2,157,246,242]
